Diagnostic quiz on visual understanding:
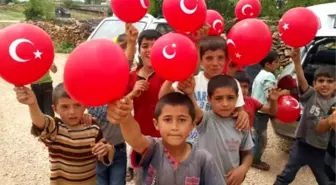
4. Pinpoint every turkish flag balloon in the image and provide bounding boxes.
[111,0,149,23]
[227,18,272,66]
[150,33,198,81]
[235,0,261,20]
[162,0,207,32]
[278,7,319,47]
[0,23,54,86]
[276,95,301,123]
[206,10,224,36]
[64,39,129,106]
